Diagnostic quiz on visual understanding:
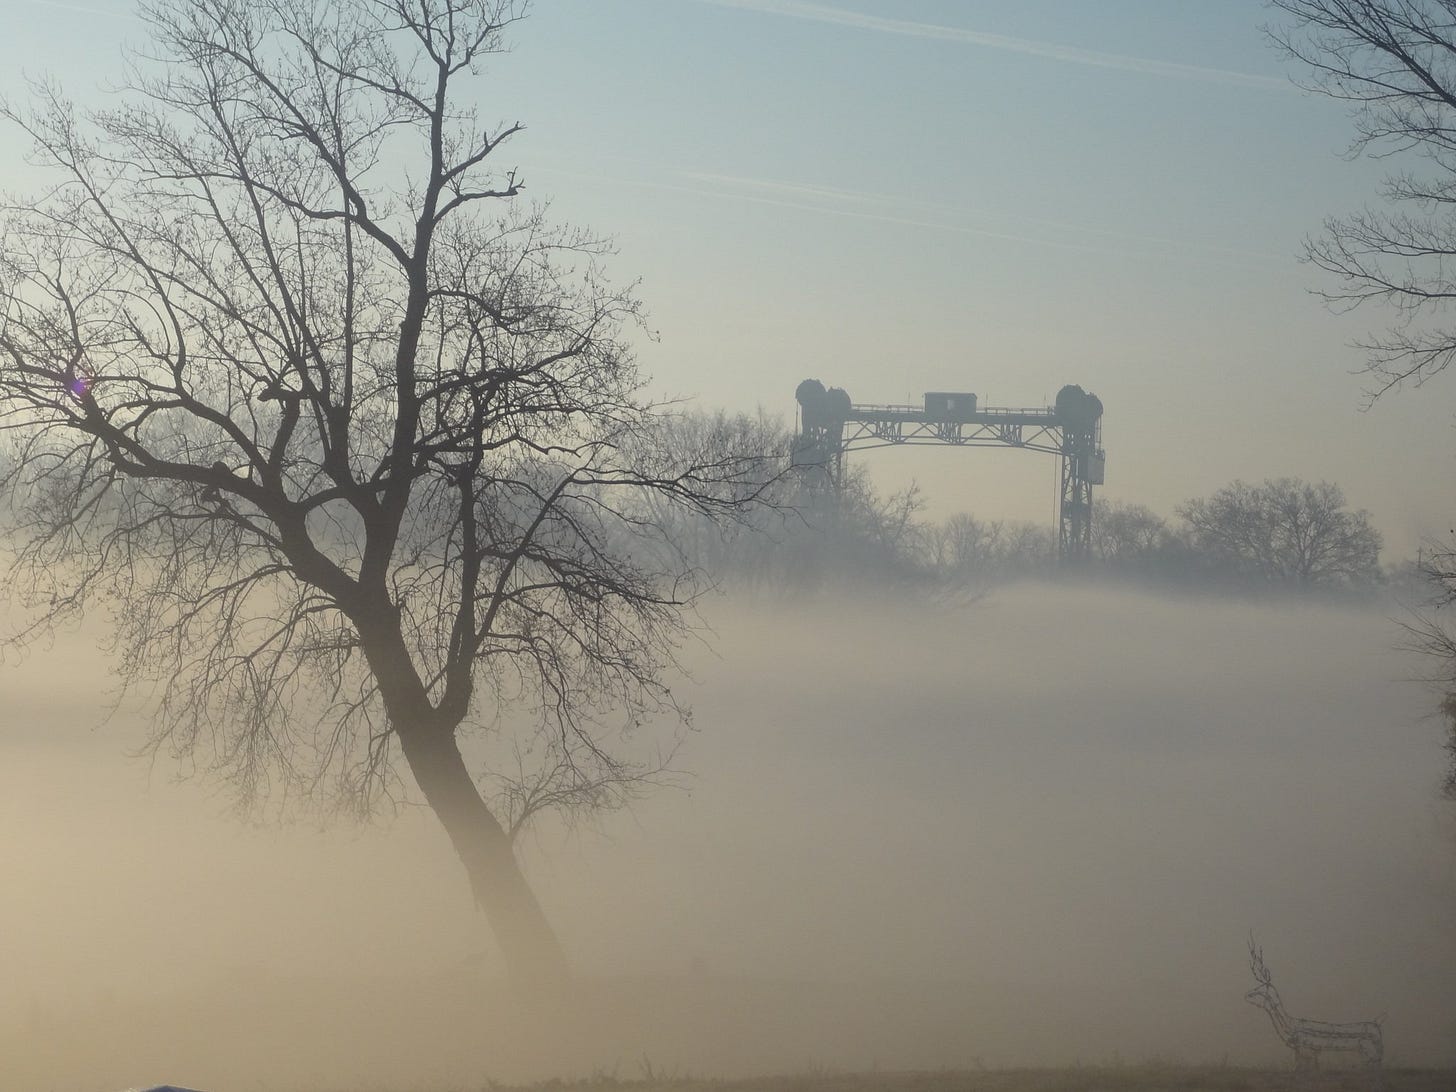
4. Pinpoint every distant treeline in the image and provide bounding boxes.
[640,410,1421,602]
